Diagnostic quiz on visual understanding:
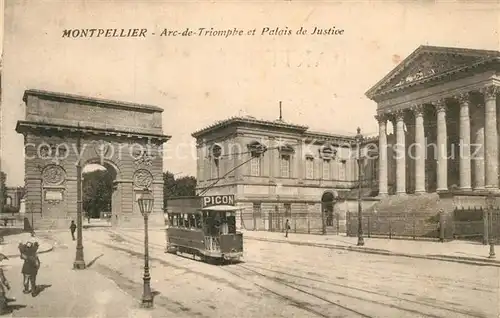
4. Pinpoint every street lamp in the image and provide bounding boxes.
[355,127,365,247]
[73,127,86,270]
[486,193,496,259]
[138,188,154,308]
